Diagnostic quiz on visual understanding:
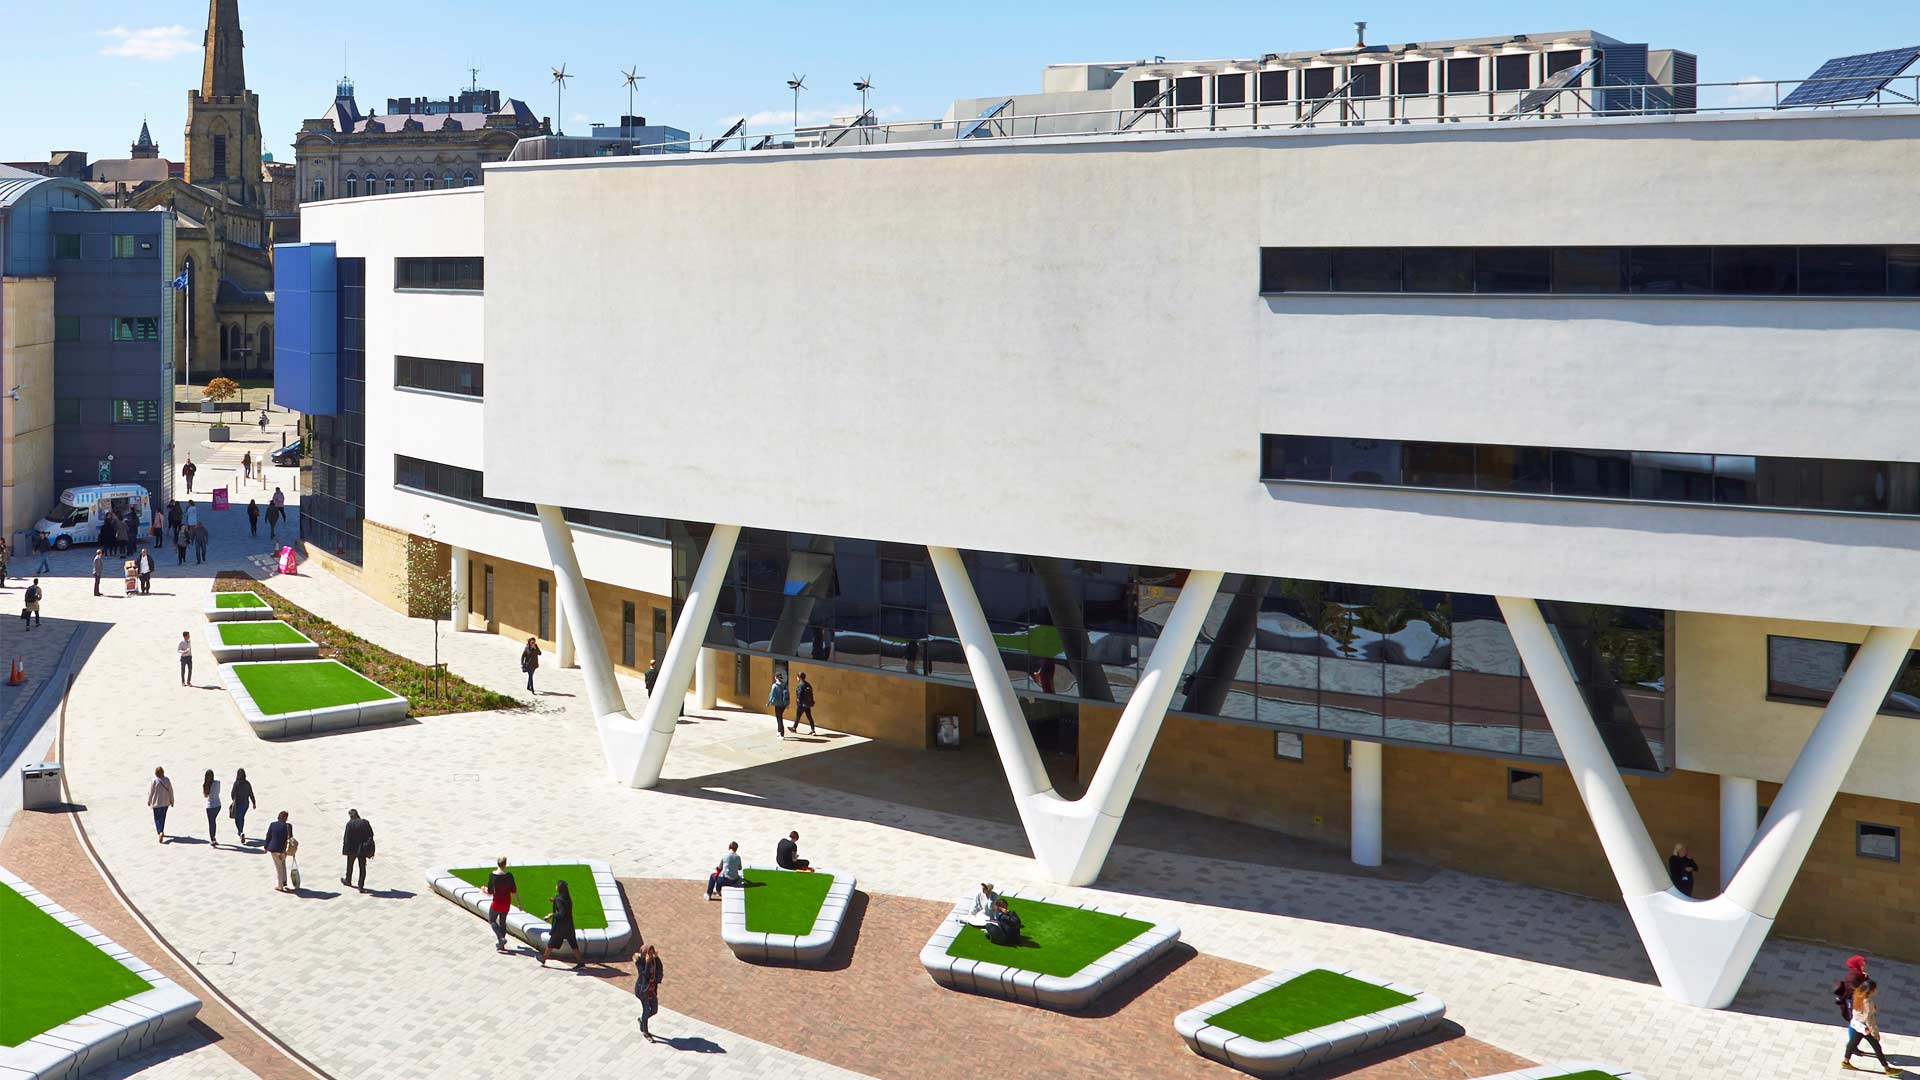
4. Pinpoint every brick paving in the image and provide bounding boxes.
[601,878,1530,1080]
[0,442,1913,1080]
